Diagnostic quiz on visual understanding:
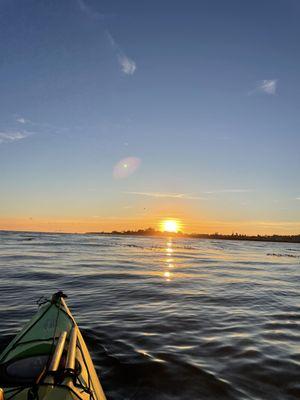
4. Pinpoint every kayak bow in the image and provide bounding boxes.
[0,292,106,400]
